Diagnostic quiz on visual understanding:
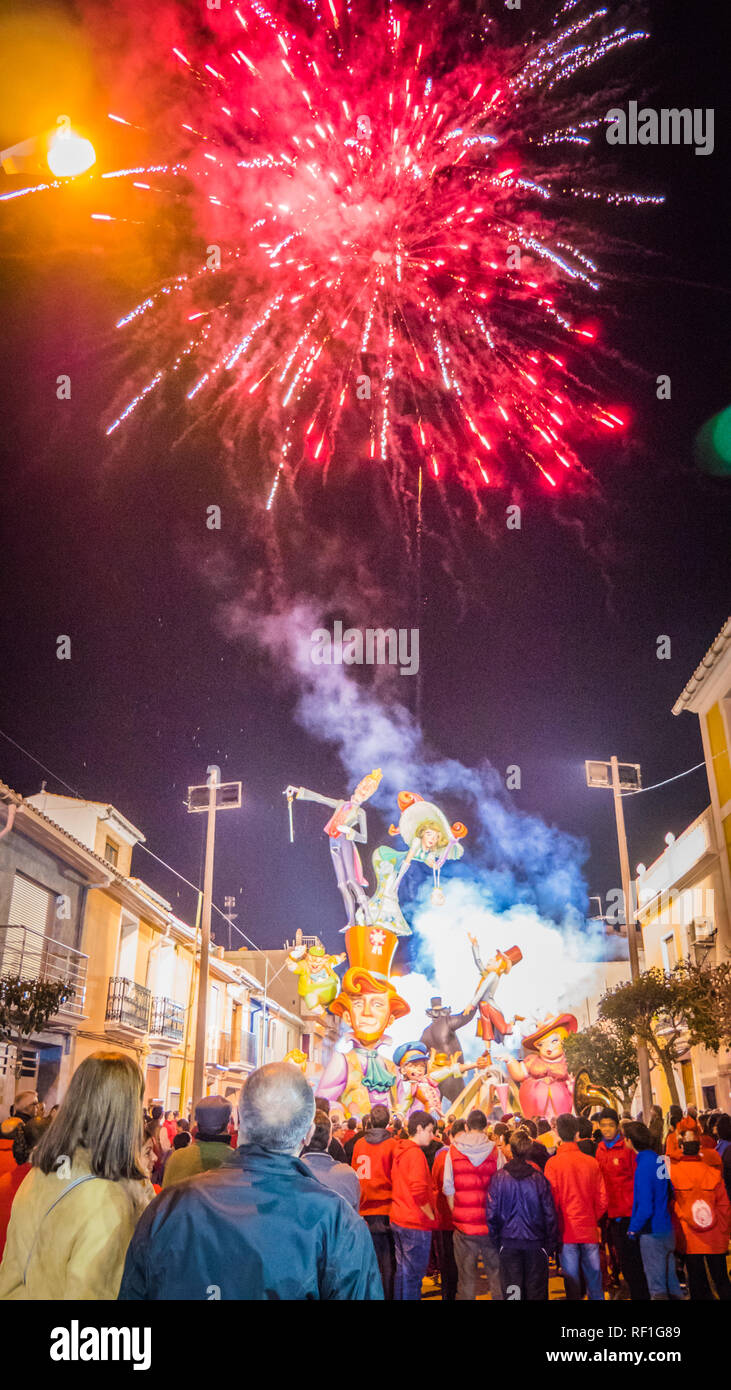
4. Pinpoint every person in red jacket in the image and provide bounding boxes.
[545,1113,608,1301]
[671,1128,731,1300]
[390,1110,437,1300]
[595,1108,649,1300]
[441,1108,500,1300]
[351,1103,398,1299]
[432,1129,459,1301]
